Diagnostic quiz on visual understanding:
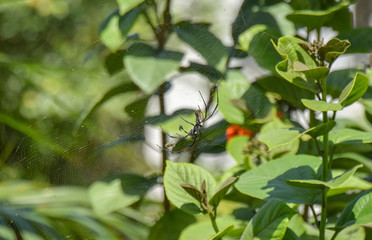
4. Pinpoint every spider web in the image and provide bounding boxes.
[3,1,372,238]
